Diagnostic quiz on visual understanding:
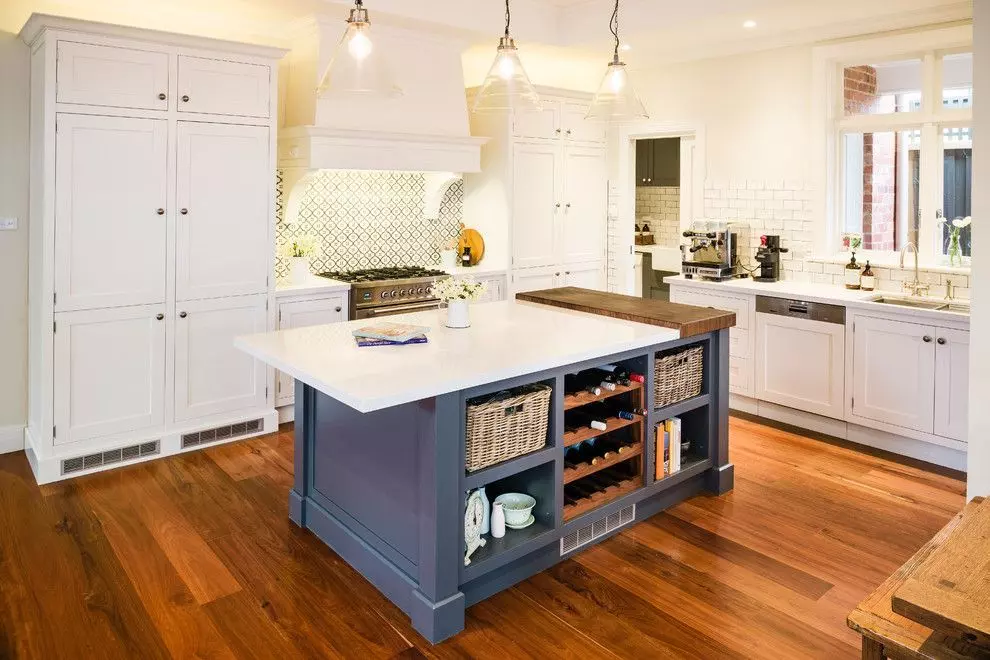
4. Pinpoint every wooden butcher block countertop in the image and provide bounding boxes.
[516,287,736,339]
